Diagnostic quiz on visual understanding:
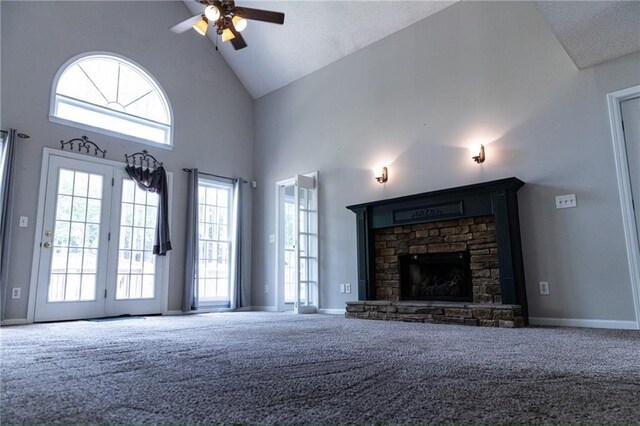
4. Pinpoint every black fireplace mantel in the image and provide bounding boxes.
[346,177,528,321]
